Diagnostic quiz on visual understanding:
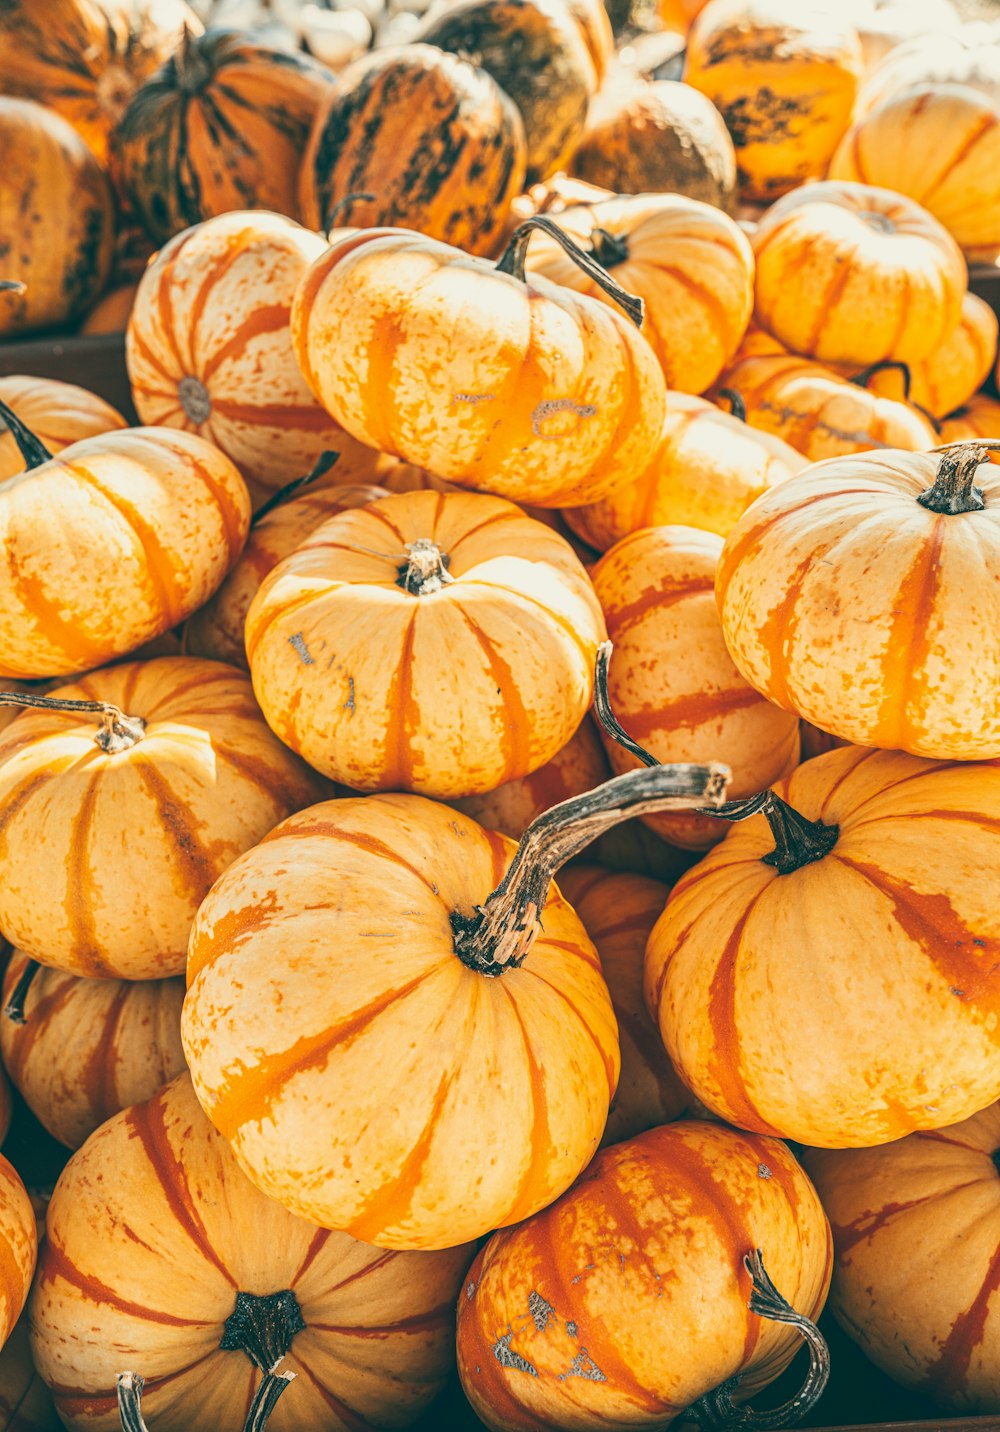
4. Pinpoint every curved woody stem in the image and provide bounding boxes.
[683,1250,830,1430]
[4,957,39,1025]
[251,451,340,526]
[116,1368,295,1432]
[0,397,54,470]
[717,388,747,423]
[851,359,912,401]
[495,217,645,328]
[918,442,995,515]
[593,642,658,769]
[0,691,145,753]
